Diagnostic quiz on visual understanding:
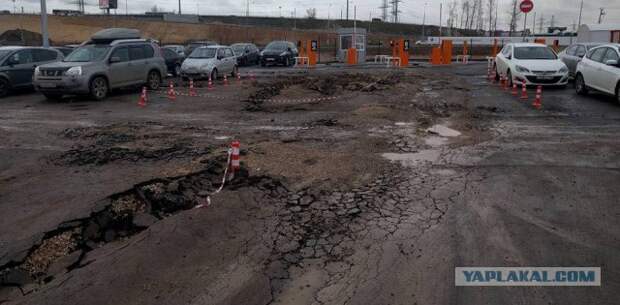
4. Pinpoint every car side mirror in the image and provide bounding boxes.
[507,55,512,60]
[605,59,619,67]
[109,56,121,63]
[217,55,224,60]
